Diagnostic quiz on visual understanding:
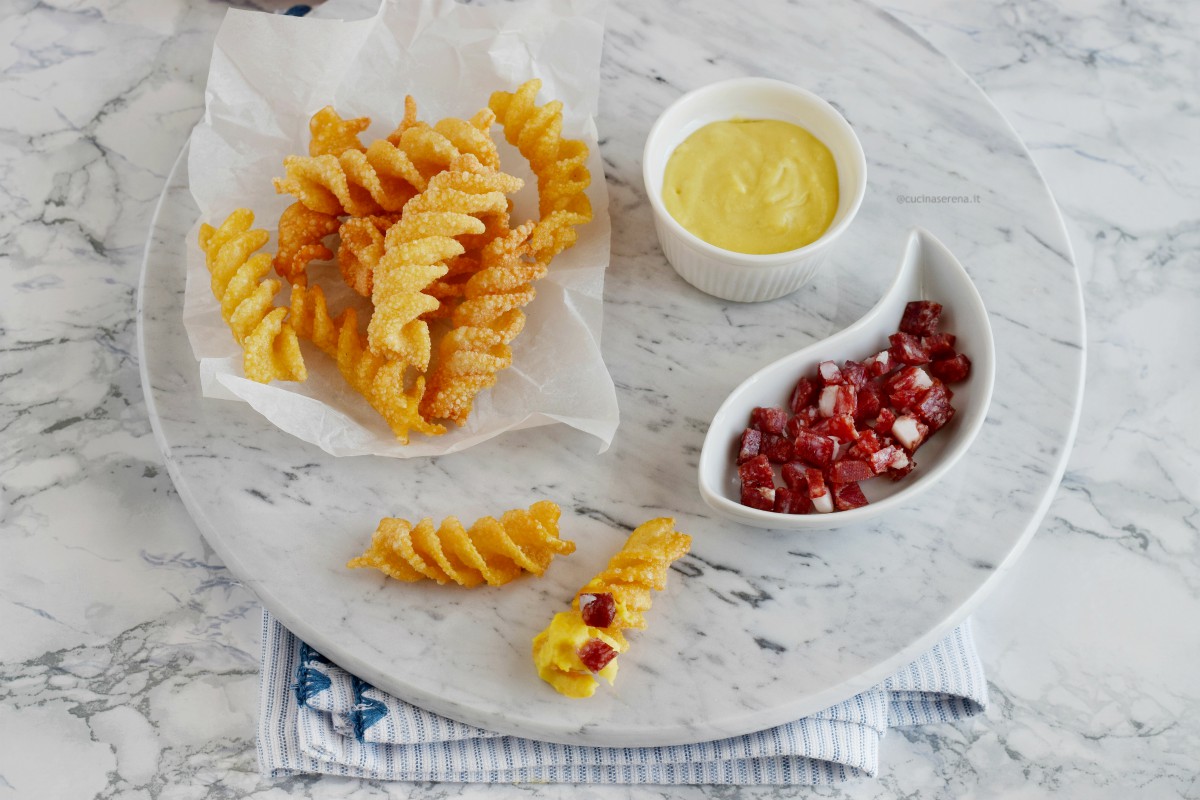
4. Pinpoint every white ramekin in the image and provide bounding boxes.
[642,77,868,303]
